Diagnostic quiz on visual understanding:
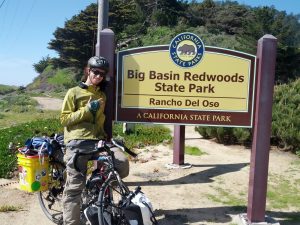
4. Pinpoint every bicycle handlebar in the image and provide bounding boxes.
[111,139,138,158]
